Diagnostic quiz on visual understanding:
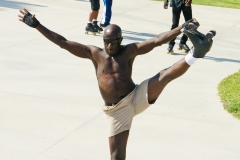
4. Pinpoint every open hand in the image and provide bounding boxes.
[18,8,40,28]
